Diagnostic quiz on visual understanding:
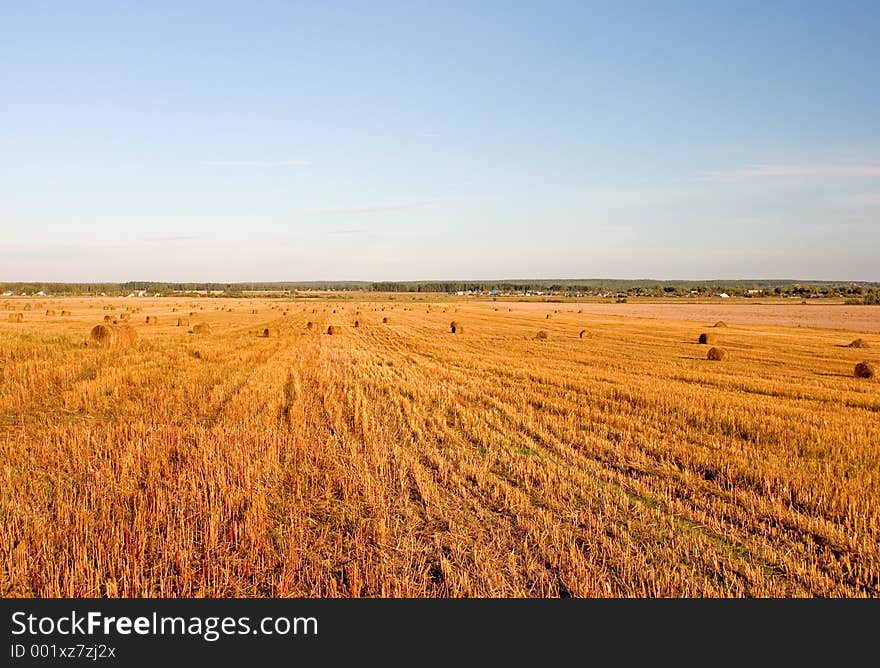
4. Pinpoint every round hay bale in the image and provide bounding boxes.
[8,313,23,323]
[103,314,112,322]
[707,347,727,361]
[189,311,196,317]
[326,325,337,335]
[854,362,875,379]
[23,304,32,311]
[579,329,591,339]
[172,308,179,312]
[450,321,462,334]
[262,328,276,338]
[848,338,869,349]
[61,310,71,317]
[191,323,212,335]
[535,330,548,340]
[119,313,131,321]
[546,314,551,319]
[382,317,389,324]
[713,321,728,328]
[45,309,56,316]
[698,333,714,345]
[305,321,313,329]
[177,318,189,327]
[90,323,137,349]
[353,320,359,328]
[145,316,158,324]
